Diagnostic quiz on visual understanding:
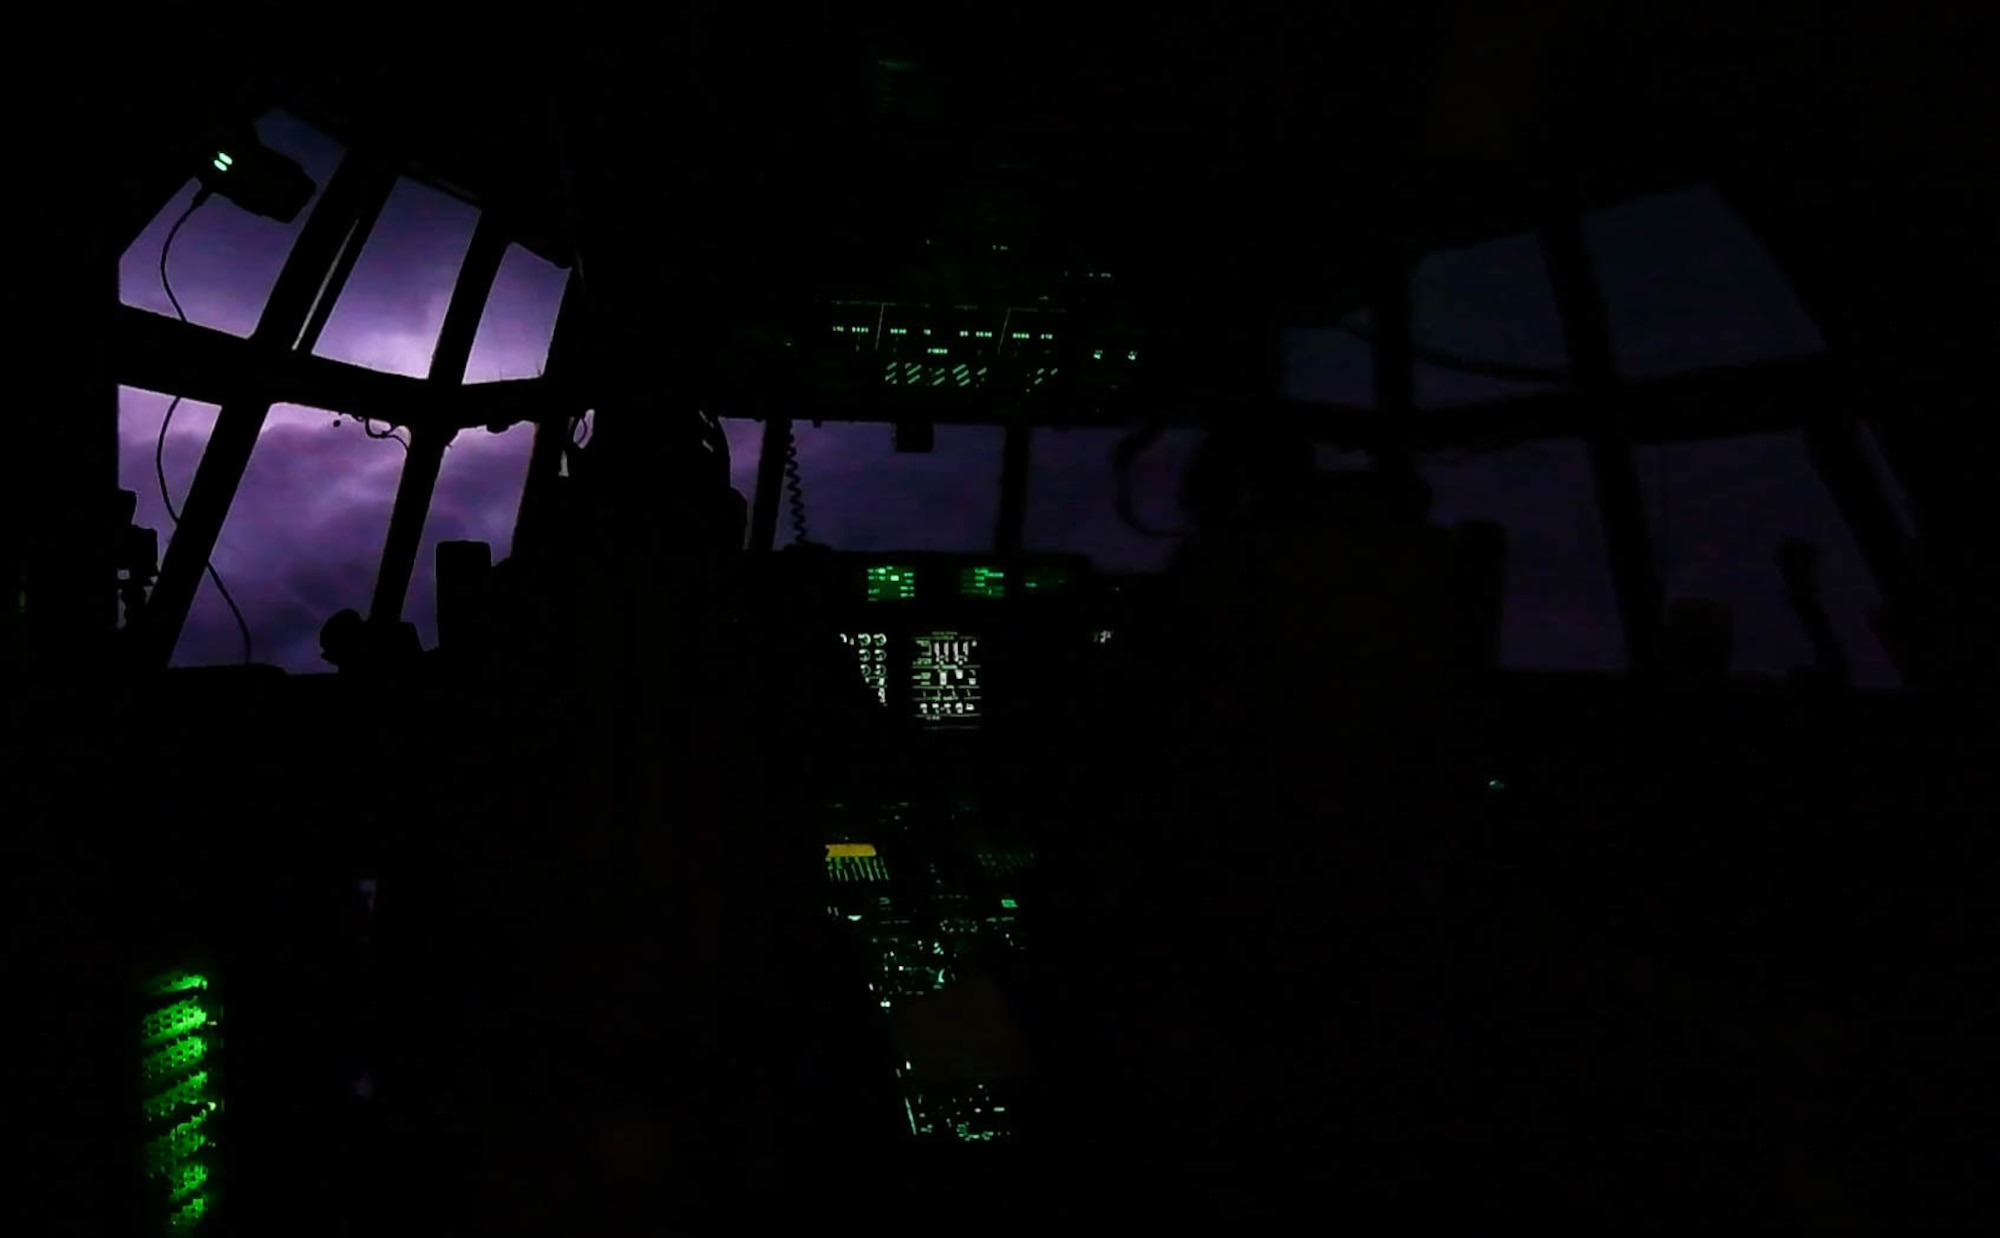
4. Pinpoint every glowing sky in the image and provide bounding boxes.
[117,109,1897,682]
